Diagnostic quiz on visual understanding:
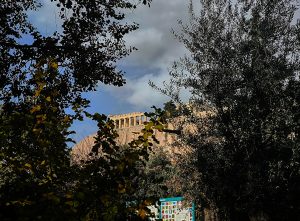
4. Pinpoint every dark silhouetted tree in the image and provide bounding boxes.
[160,0,300,220]
[0,0,154,220]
